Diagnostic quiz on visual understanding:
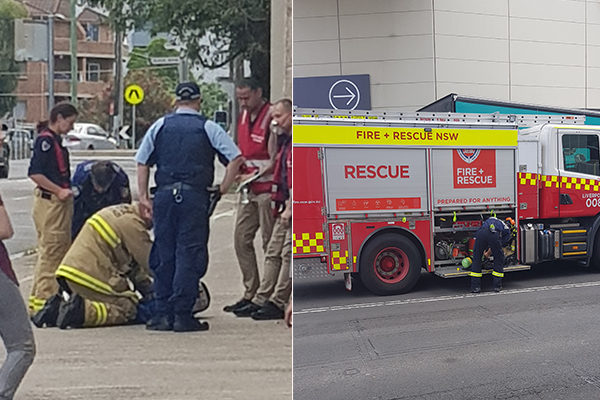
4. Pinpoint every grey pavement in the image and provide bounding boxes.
[8,195,292,400]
